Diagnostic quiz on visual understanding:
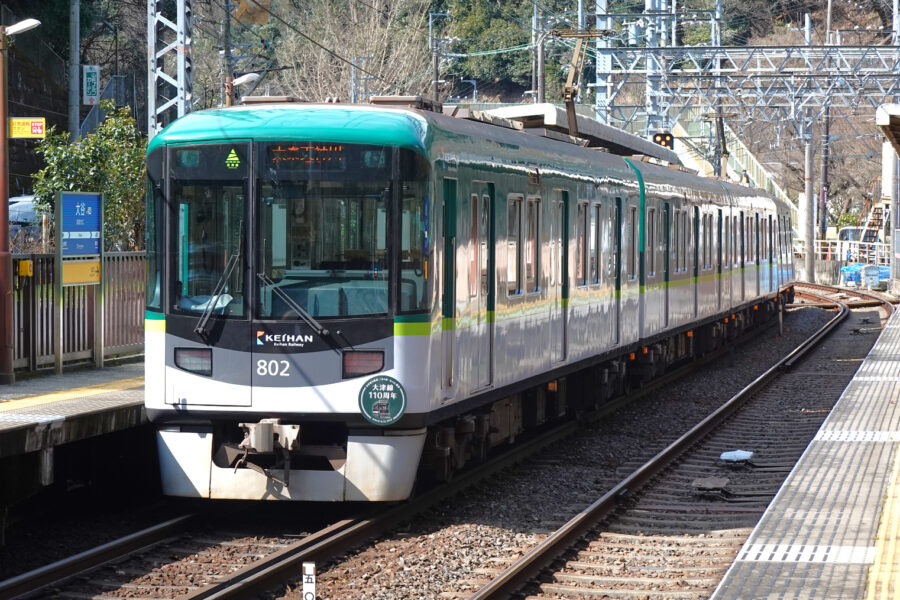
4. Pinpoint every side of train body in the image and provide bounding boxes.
[144,101,795,501]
